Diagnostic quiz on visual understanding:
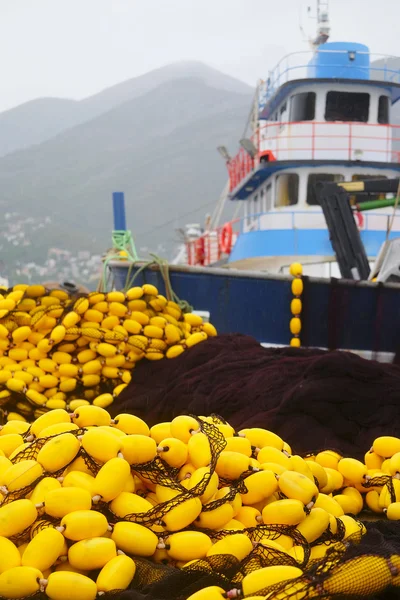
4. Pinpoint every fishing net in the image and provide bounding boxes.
[0,420,398,599]
[5,525,400,599]
[1,335,400,598]
[104,334,400,598]
[112,334,400,459]
[99,501,400,599]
